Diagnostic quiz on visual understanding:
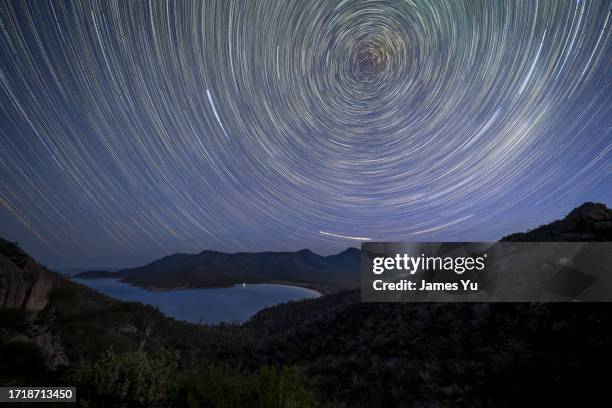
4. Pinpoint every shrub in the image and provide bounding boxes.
[71,348,176,407]
[177,365,316,408]
[0,340,47,383]
[50,286,81,306]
